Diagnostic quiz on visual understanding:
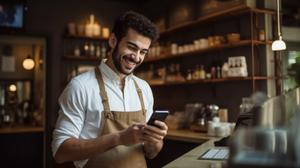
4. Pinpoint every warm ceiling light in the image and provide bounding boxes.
[8,84,17,92]
[22,55,35,70]
[272,0,286,51]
